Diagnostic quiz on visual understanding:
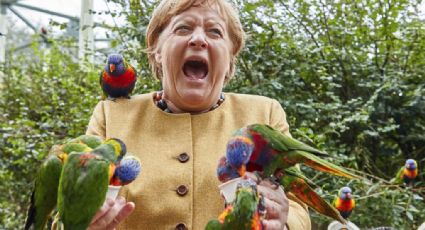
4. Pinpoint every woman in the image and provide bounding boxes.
[87,0,311,229]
